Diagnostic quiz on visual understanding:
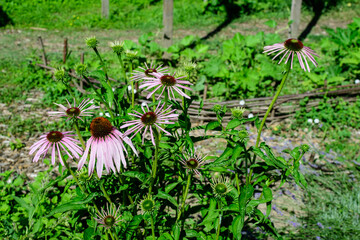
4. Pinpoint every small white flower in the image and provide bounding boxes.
[105,113,111,118]
[355,79,360,84]
[128,85,137,94]
[239,100,245,106]
[99,112,104,116]
[314,119,320,124]
[248,113,254,118]
[307,119,313,124]
[141,102,147,107]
